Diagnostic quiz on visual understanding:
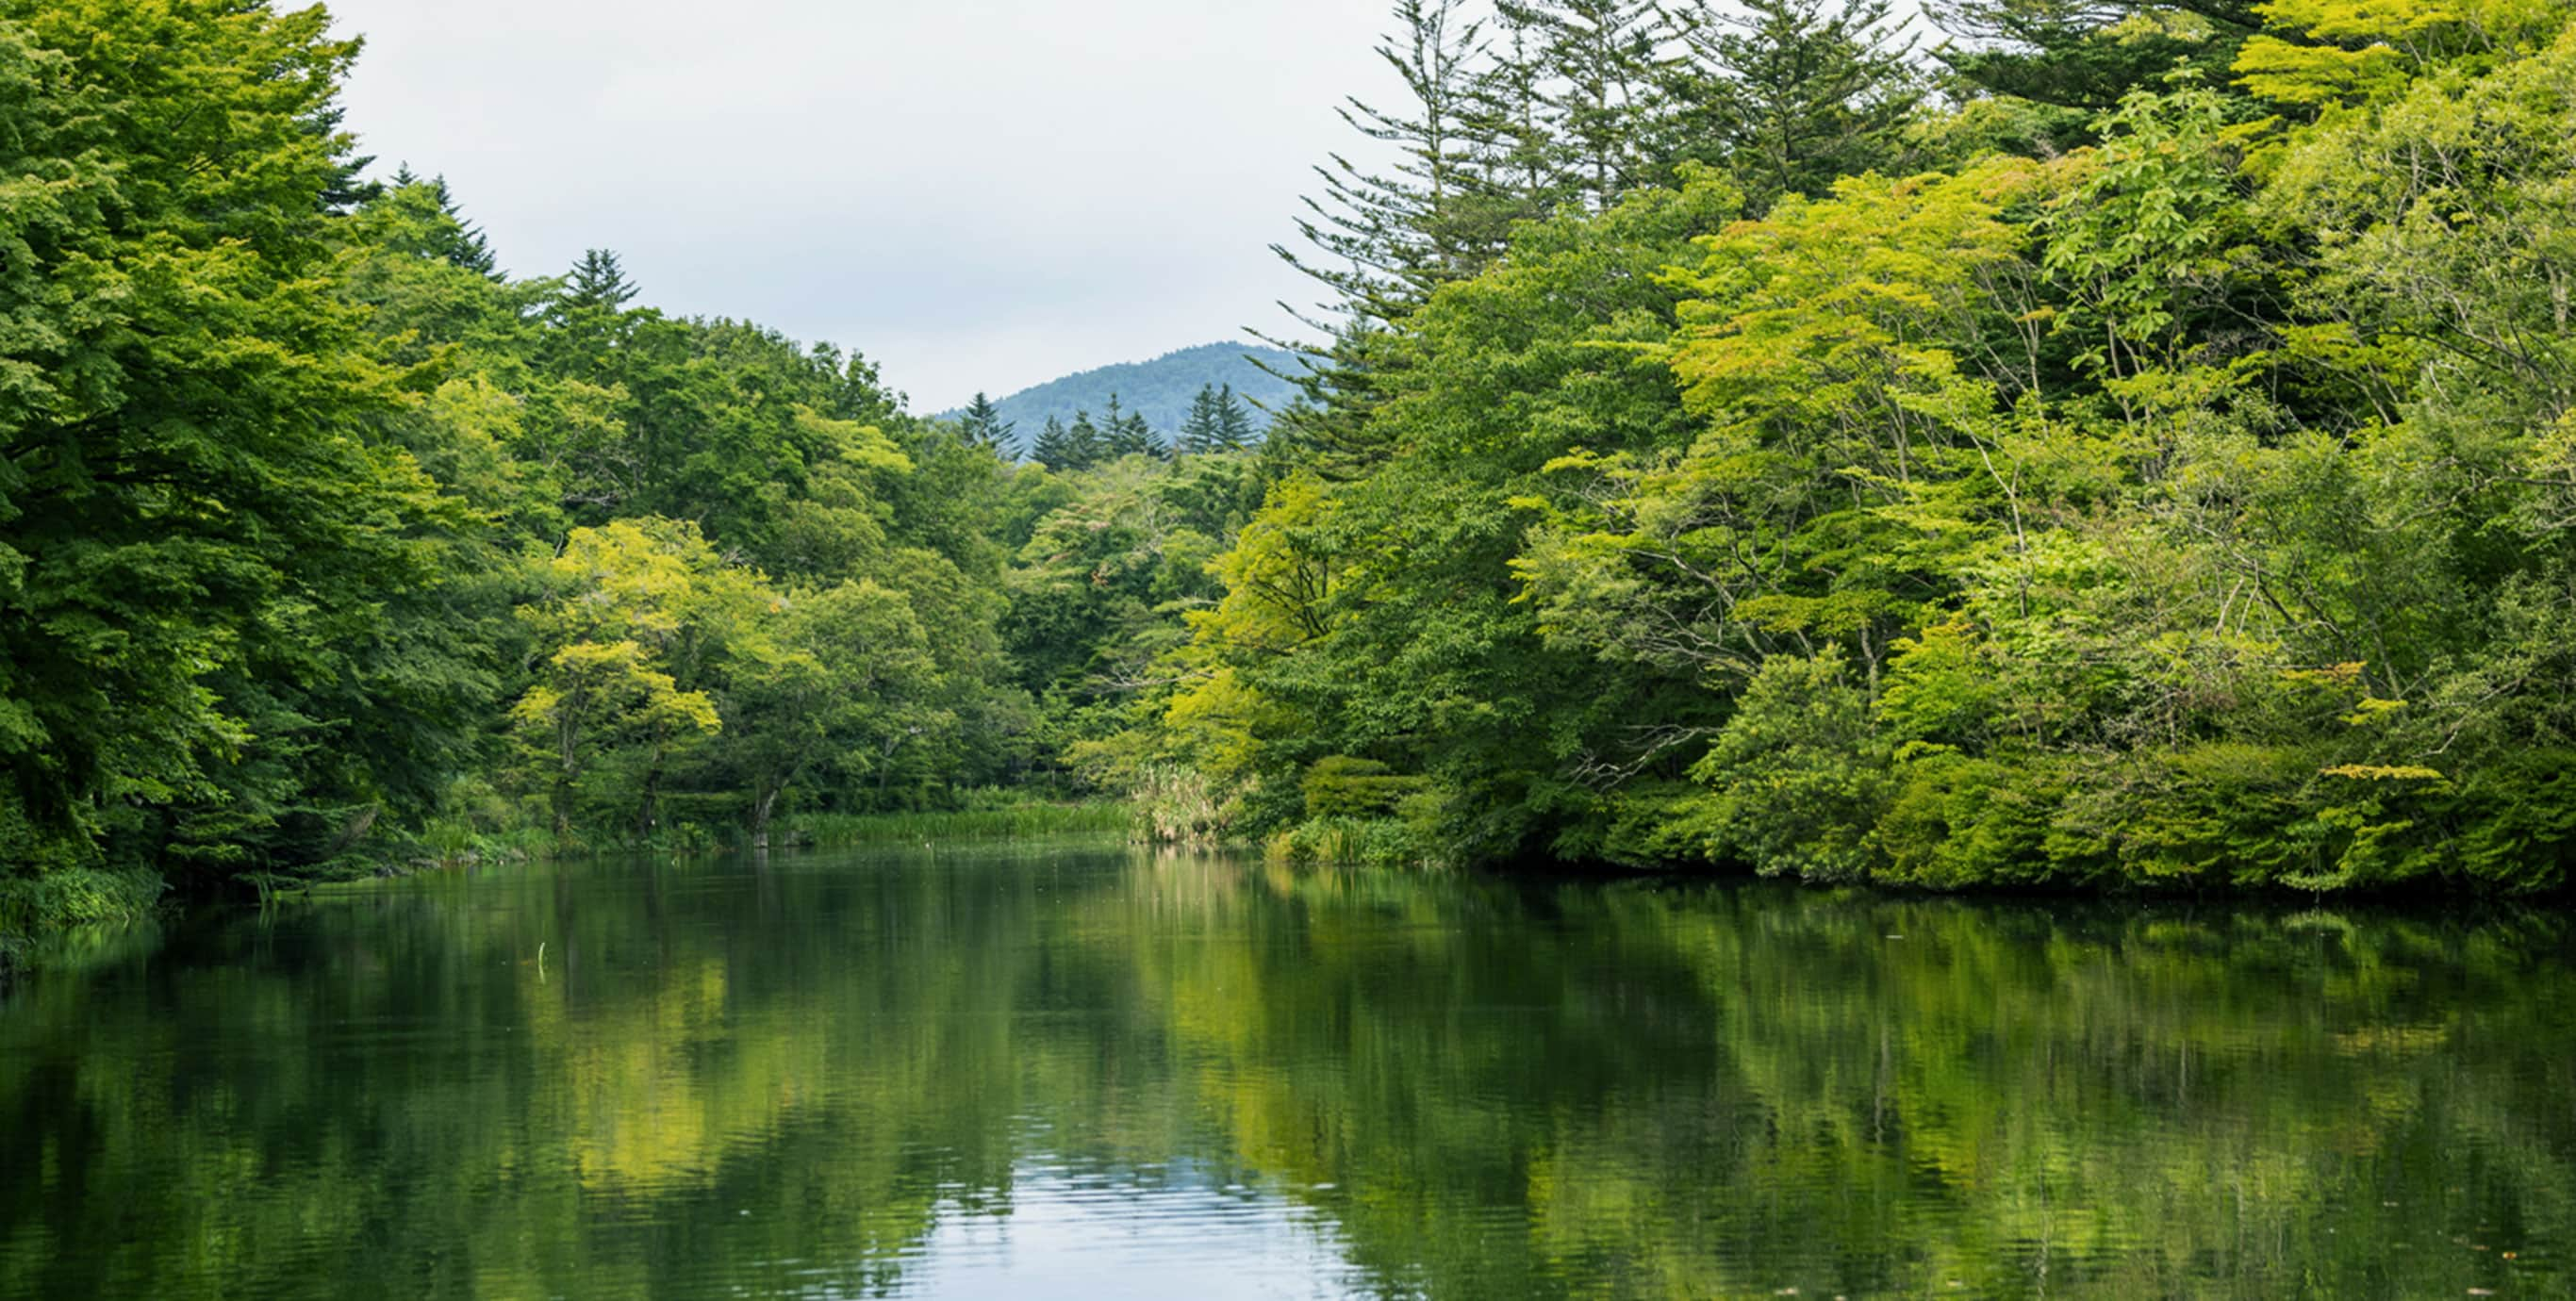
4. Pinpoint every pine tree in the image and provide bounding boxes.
[1257,321,1409,479]
[1174,379,1267,462]
[1091,394,1157,459]
[1265,2,1508,482]
[1180,385,1226,454]
[563,248,638,313]
[1276,0,1499,326]
[1109,410,1165,460]
[959,391,1015,452]
[372,168,500,276]
[1031,415,1077,469]
[305,99,380,212]
[1494,0,1679,210]
[1213,385,1260,451]
[424,174,499,277]
[1461,6,1570,240]
[1674,0,1922,210]
[1929,0,2265,141]
[542,248,641,387]
[1065,411,1107,469]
